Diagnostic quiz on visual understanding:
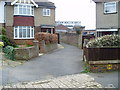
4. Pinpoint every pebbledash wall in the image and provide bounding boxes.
[4,1,56,45]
